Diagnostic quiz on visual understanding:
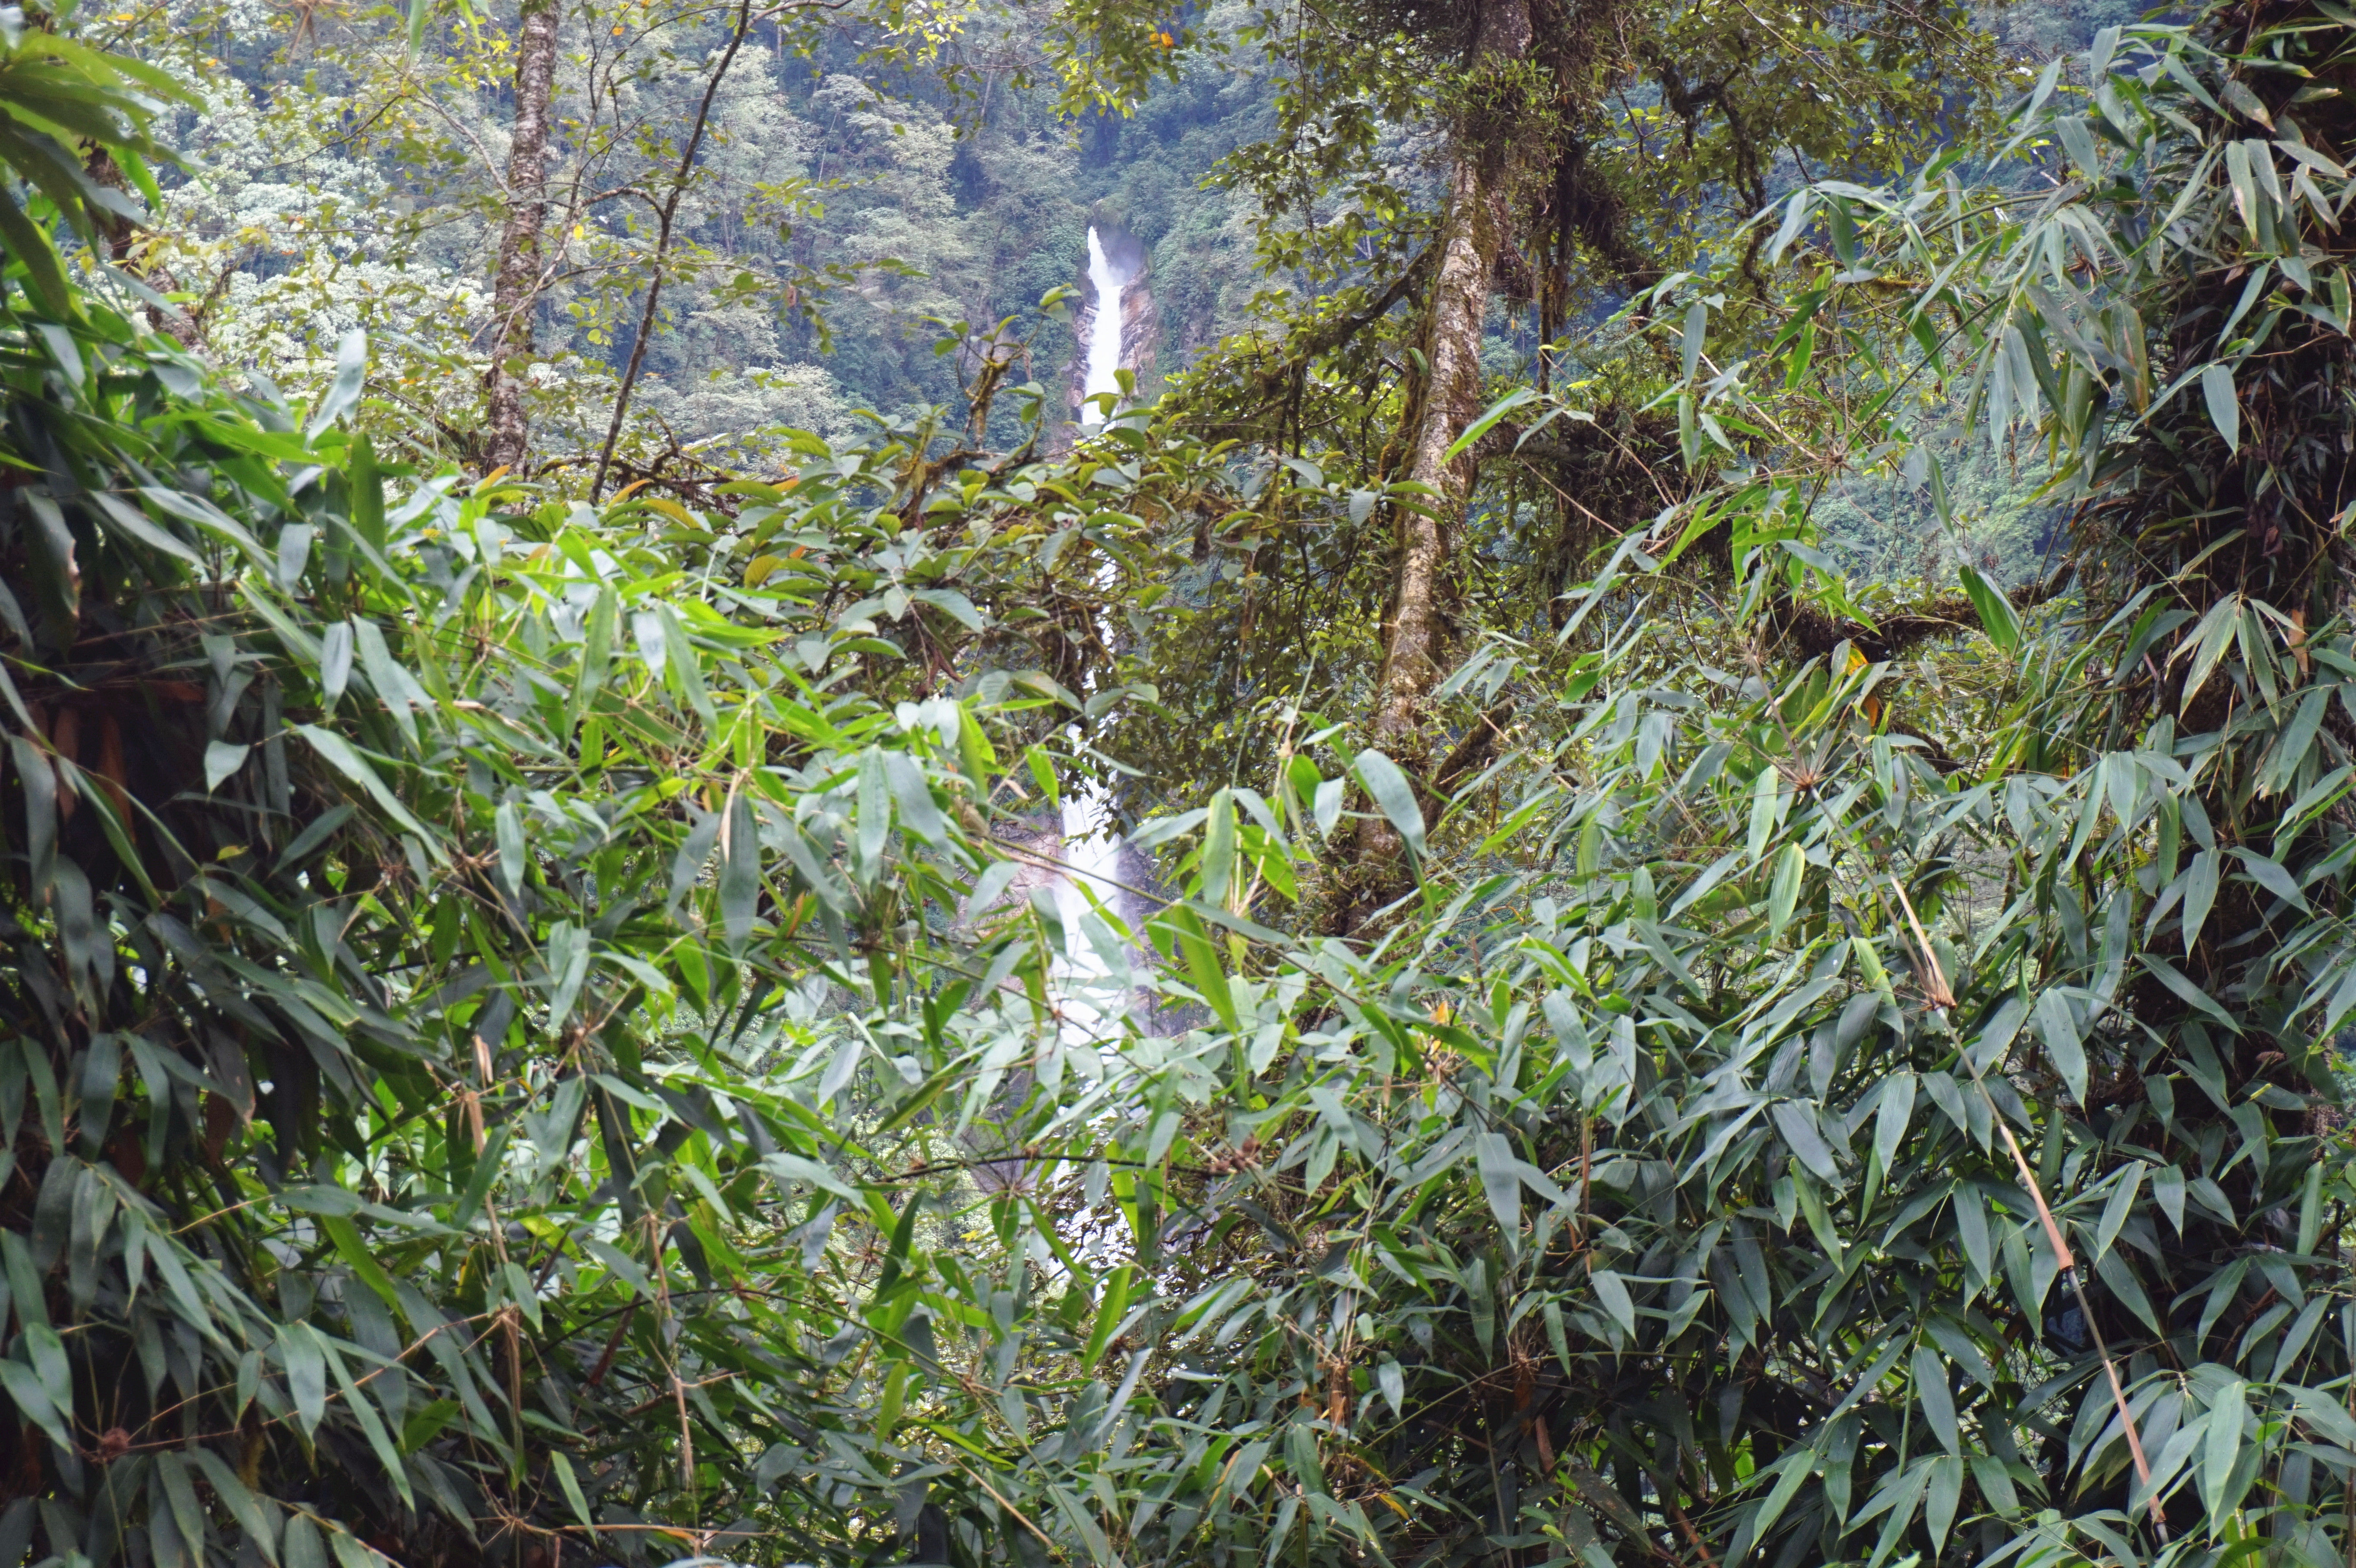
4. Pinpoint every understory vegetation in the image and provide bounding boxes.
[1,3,2354,1568]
